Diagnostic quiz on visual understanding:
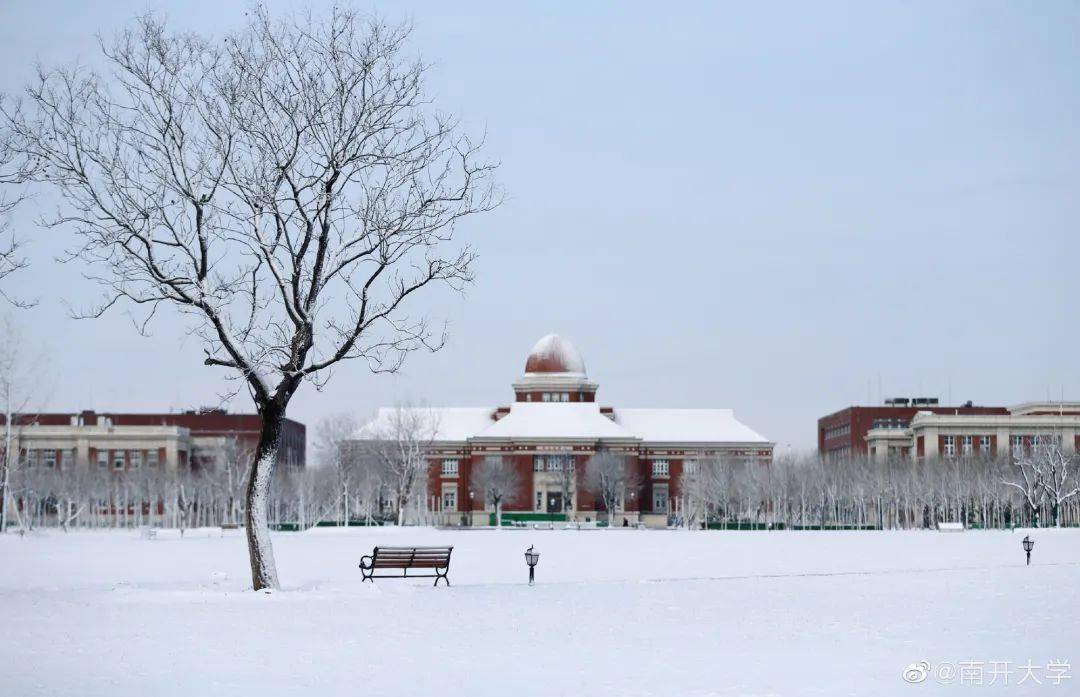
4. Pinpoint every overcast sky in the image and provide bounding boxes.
[2,1,1079,452]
